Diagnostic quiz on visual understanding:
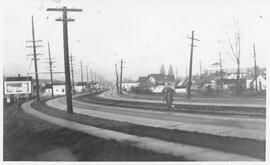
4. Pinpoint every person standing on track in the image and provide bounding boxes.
[162,90,174,111]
